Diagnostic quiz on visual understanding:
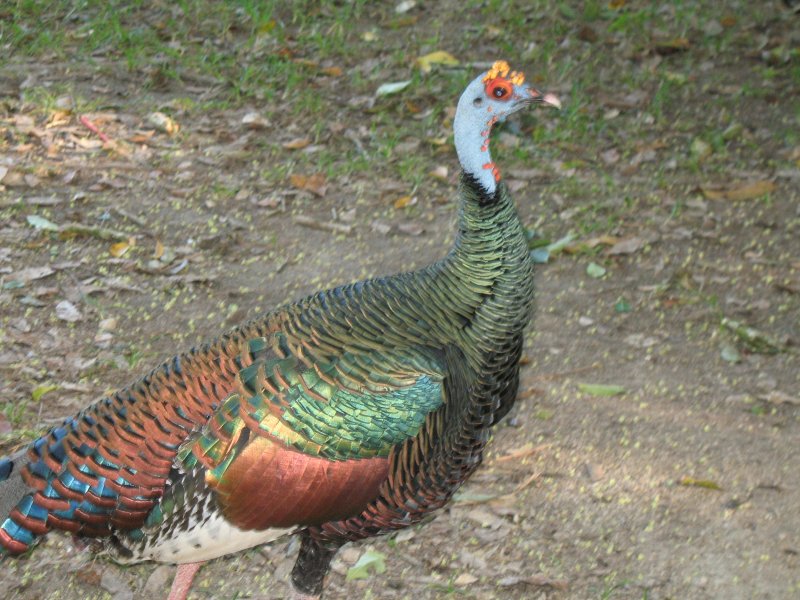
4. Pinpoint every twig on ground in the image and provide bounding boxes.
[293,215,353,235]
[79,115,111,143]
